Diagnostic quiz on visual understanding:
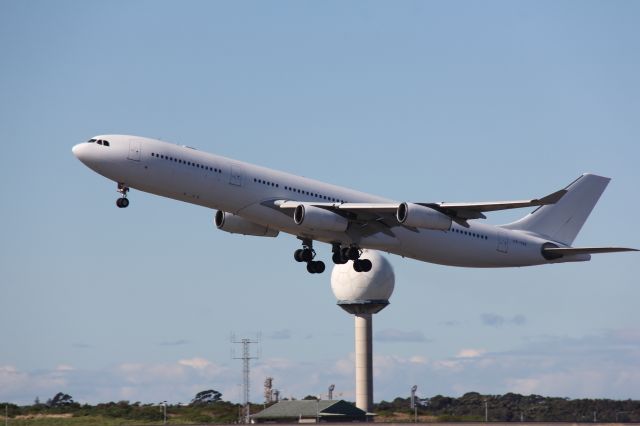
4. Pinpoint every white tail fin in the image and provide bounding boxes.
[502,174,610,245]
